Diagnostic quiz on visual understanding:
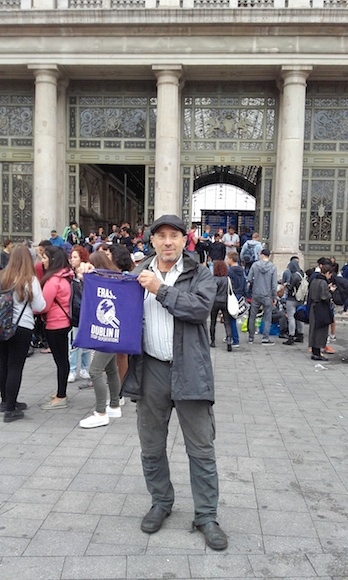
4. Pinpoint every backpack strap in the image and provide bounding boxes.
[14,301,28,326]
[54,297,71,323]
